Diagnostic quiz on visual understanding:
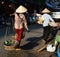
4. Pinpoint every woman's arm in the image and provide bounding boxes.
[23,15,29,31]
